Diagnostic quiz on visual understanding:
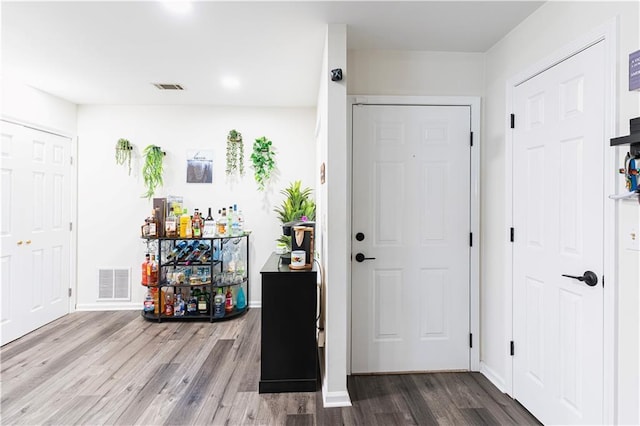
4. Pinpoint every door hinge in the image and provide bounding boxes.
[510,227,515,242]
[469,333,473,348]
[469,233,473,247]
[70,156,73,165]
[68,288,72,297]
[602,275,605,288]
[510,340,515,356]
[470,132,474,147]
[510,114,515,129]
[69,222,73,231]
